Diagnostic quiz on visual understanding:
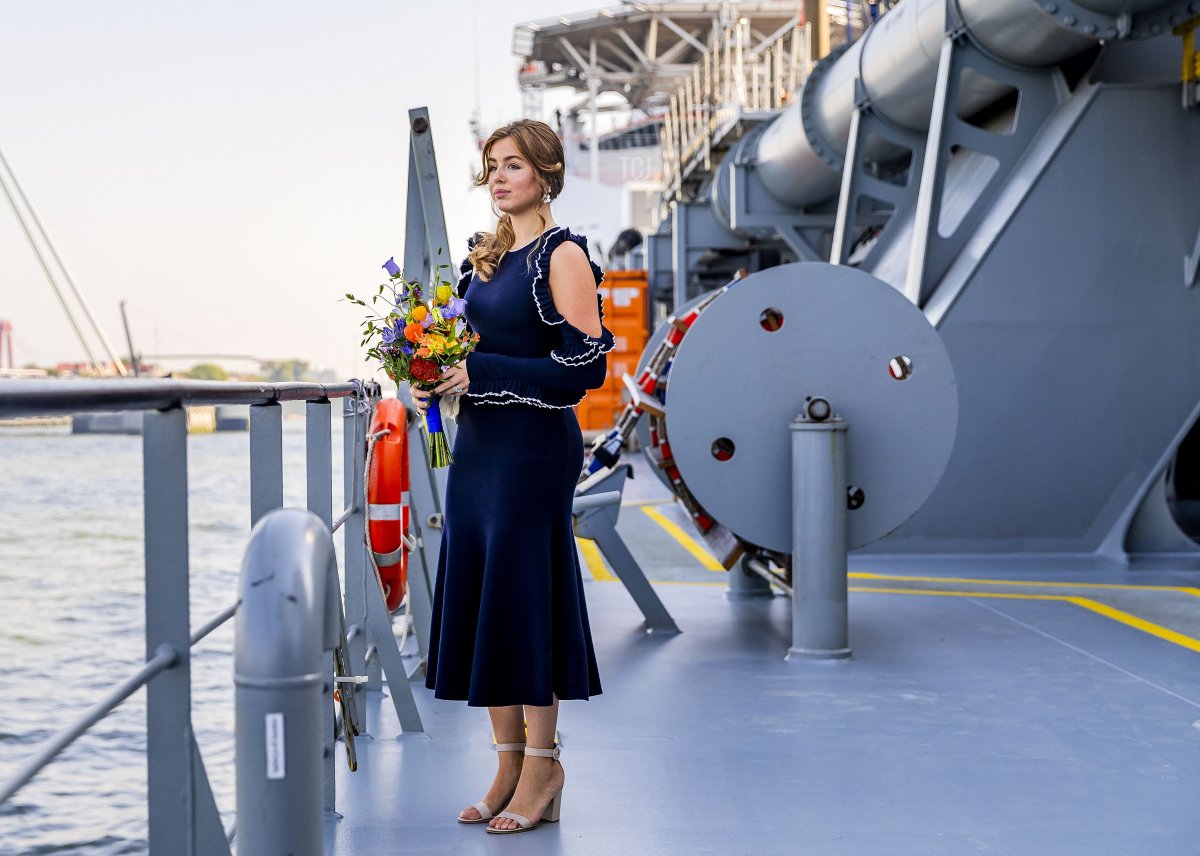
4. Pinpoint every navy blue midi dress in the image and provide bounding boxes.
[423,225,612,707]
